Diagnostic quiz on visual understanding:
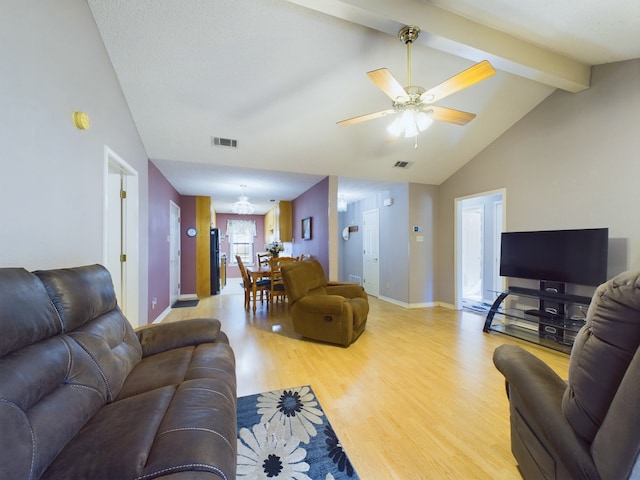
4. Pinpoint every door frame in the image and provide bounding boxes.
[454,188,506,310]
[362,208,380,297]
[169,201,181,306]
[102,146,139,326]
